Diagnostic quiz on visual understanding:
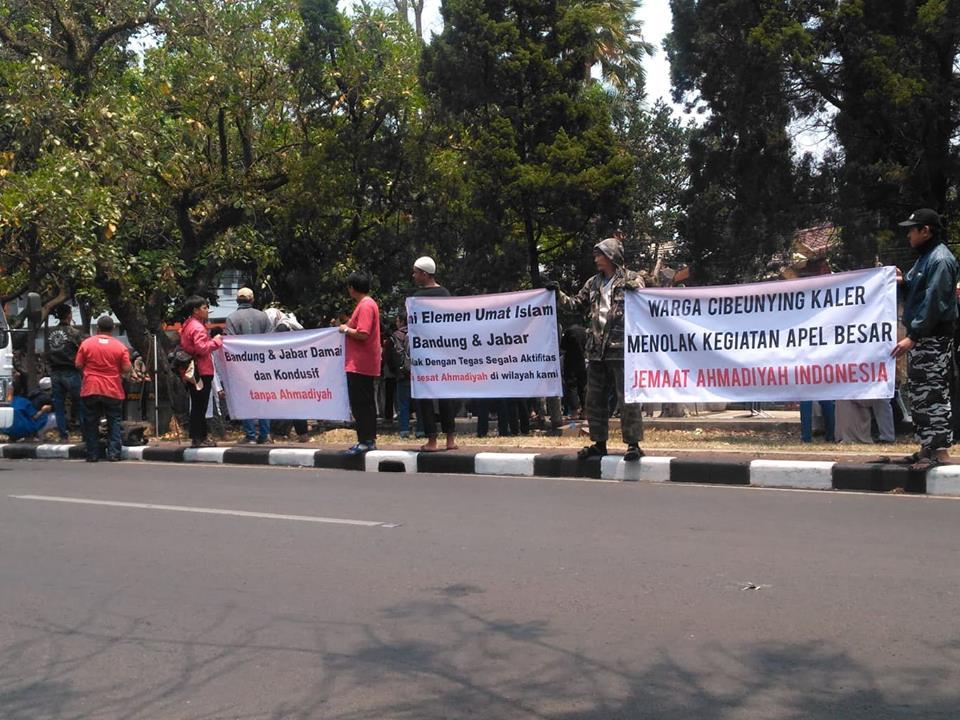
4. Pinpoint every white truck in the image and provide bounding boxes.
[0,294,41,434]
[0,304,14,431]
